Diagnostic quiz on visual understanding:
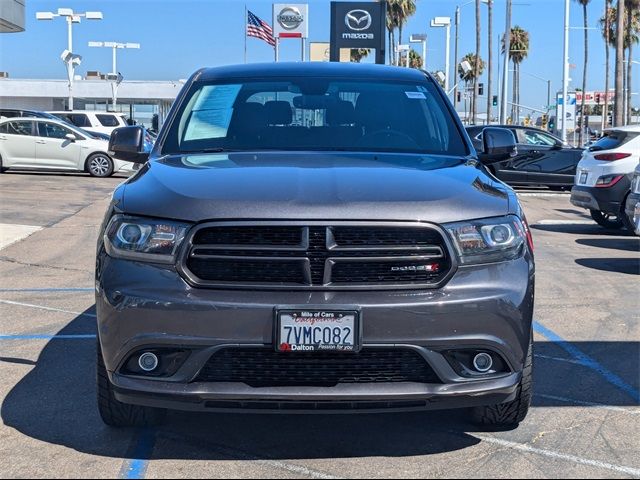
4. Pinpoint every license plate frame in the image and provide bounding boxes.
[275,308,362,353]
